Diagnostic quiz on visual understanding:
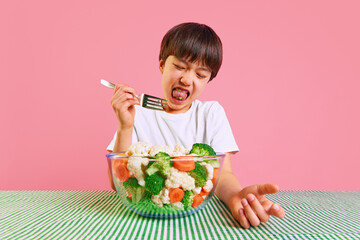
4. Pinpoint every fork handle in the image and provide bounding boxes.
[100,79,115,89]
[101,79,141,100]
